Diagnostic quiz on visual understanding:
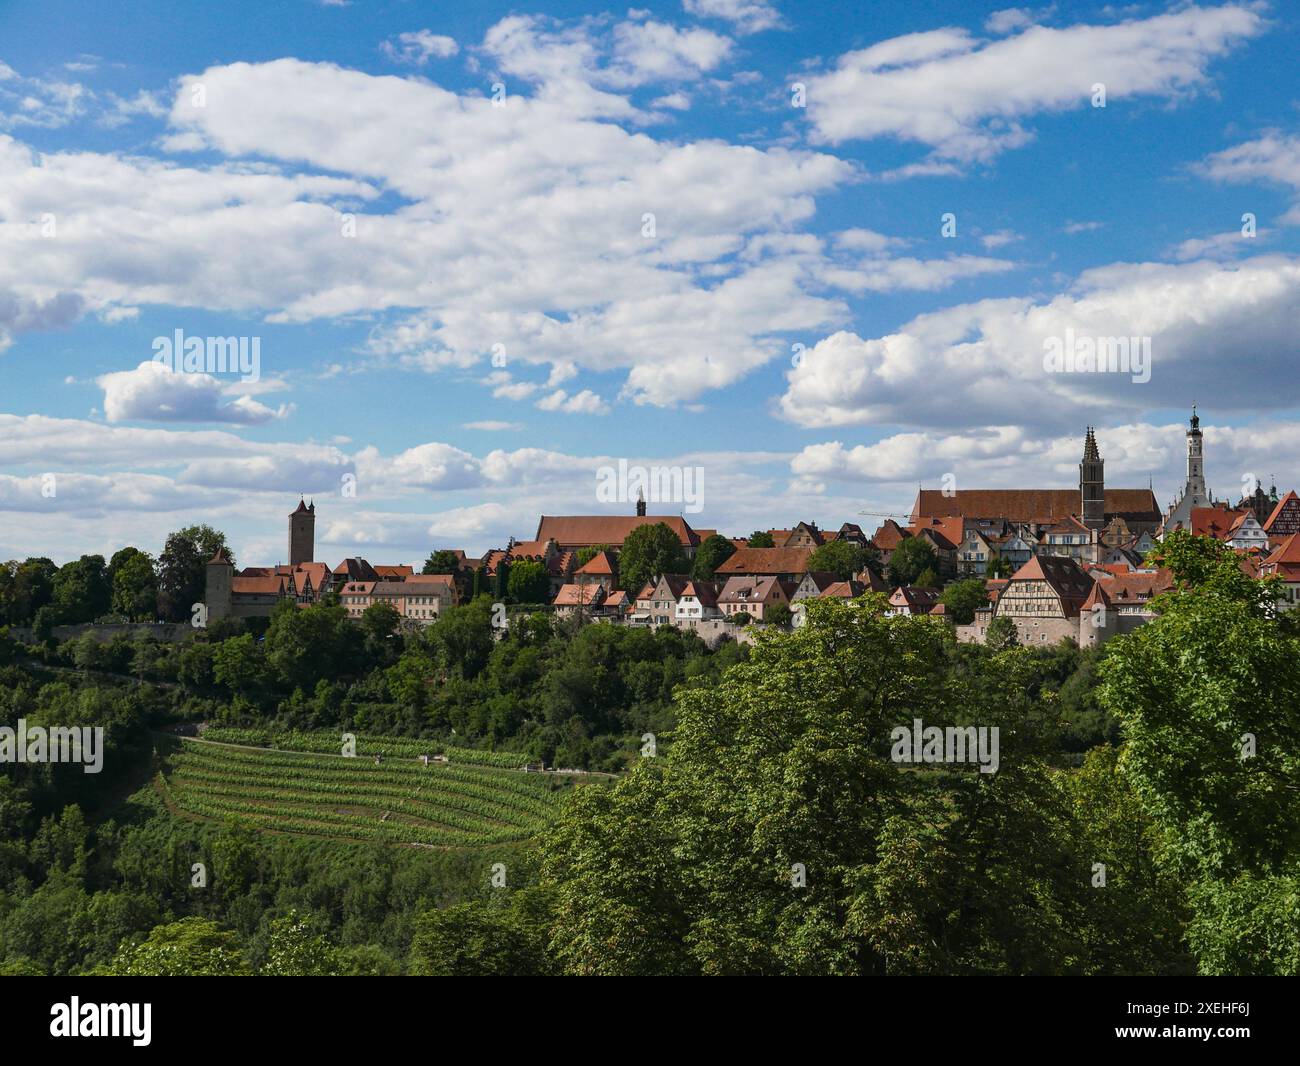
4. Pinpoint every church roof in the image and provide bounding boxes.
[534,515,700,549]
[913,488,1159,525]
[1083,426,1100,462]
